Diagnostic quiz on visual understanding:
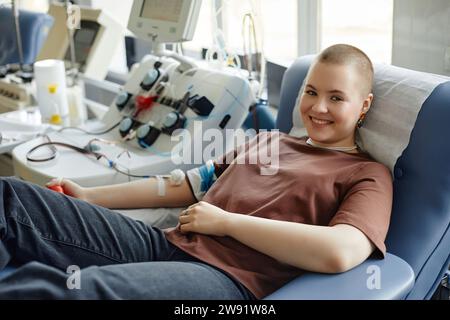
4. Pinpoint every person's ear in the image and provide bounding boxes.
[362,93,374,113]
